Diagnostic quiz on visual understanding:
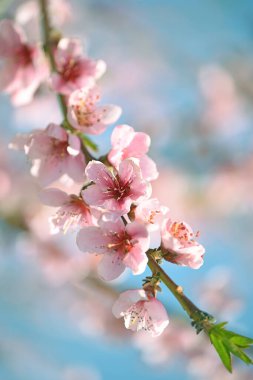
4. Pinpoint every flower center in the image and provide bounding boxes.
[126,301,153,332]
[148,210,160,224]
[53,196,90,233]
[51,138,68,158]
[17,44,33,66]
[61,59,82,82]
[169,221,194,243]
[71,89,103,127]
[105,175,132,202]
[107,232,134,254]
